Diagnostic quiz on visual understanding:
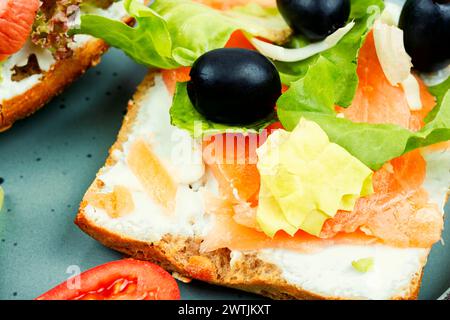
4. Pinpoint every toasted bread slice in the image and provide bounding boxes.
[0,38,109,131]
[76,71,449,300]
[0,3,135,132]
